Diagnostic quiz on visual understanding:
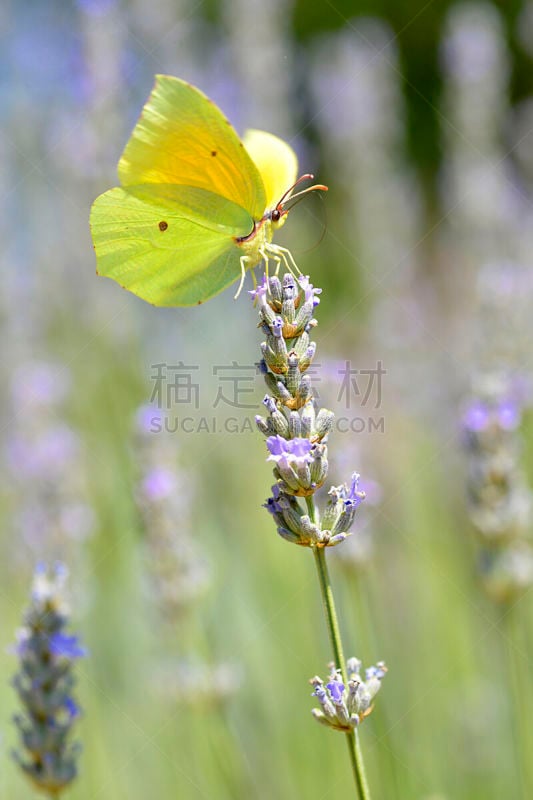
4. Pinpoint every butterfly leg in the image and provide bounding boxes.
[258,245,272,291]
[267,250,283,276]
[234,255,250,300]
[266,243,302,278]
